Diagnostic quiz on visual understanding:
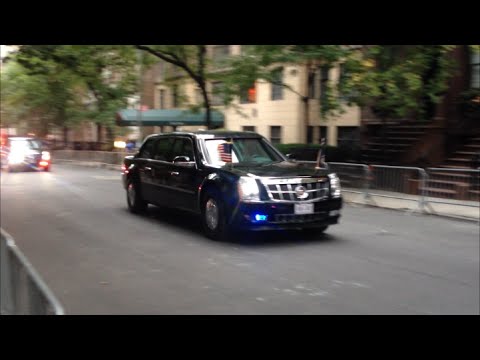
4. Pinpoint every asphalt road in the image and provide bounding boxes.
[1,164,479,314]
